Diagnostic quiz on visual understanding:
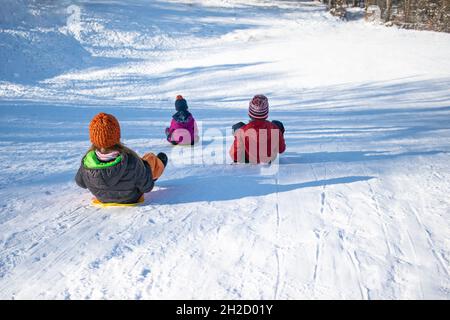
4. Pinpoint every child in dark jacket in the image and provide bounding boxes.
[165,95,199,145]
[230,95,286,164]
[75,113,168,204]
